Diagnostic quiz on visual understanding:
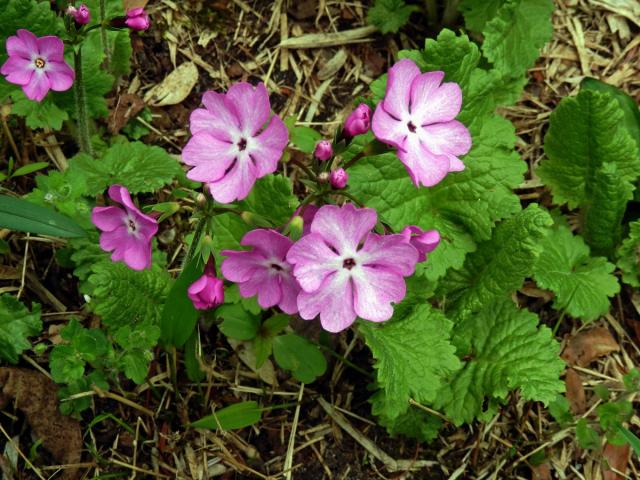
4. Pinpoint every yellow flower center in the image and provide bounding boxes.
[34,58,46,69]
